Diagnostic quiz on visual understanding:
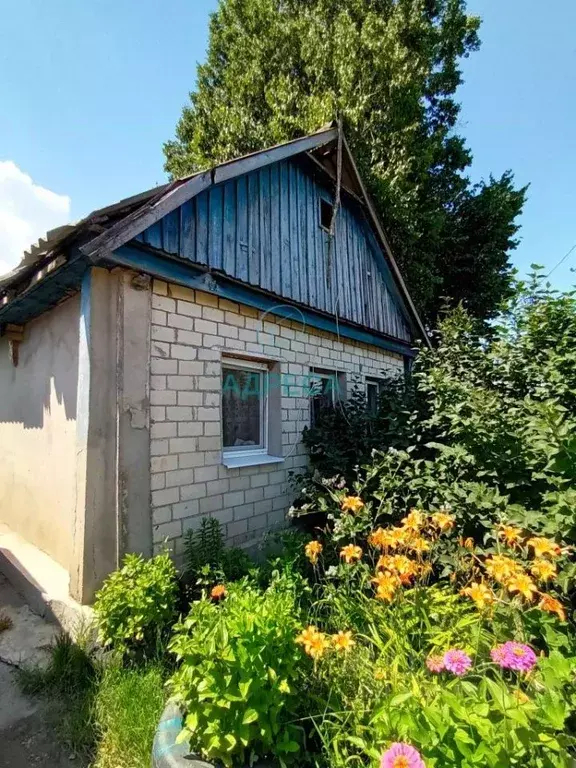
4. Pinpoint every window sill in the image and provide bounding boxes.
[222,453,285,469]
